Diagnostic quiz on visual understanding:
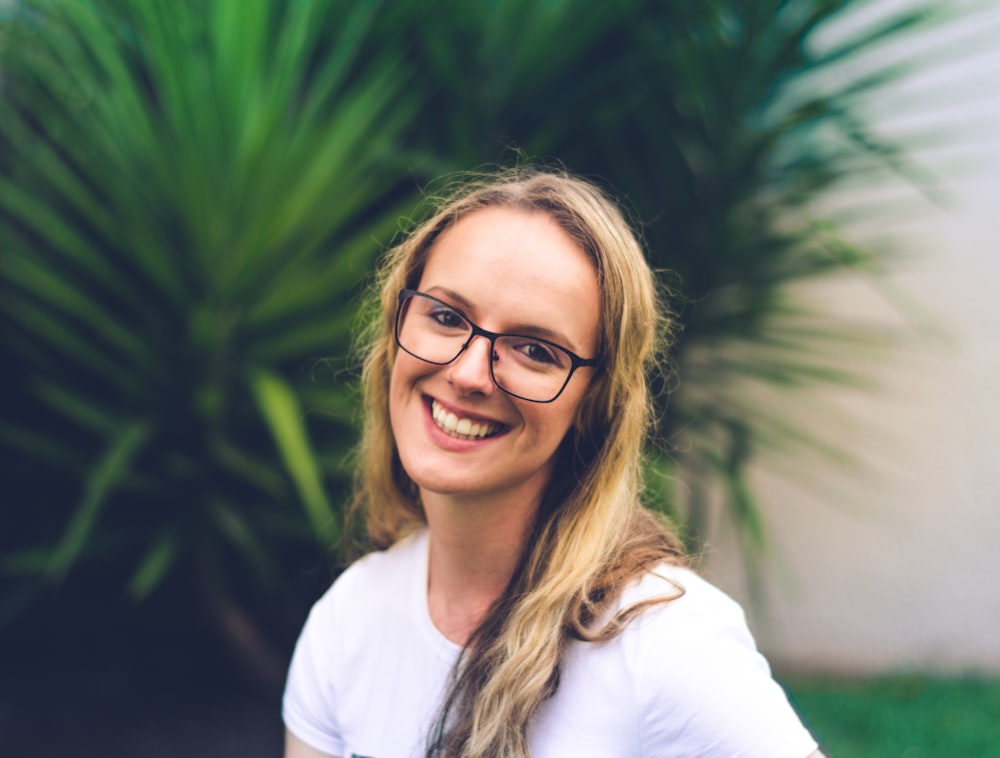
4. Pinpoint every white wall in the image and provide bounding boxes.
[702,0,1000,674]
